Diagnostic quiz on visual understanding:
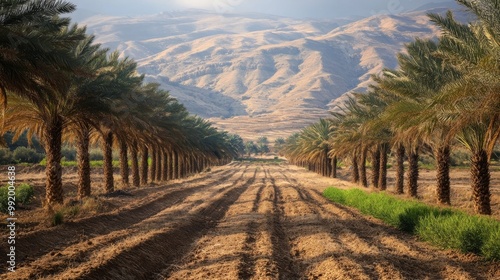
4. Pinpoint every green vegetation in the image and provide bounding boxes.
[0,183,35,213]
[40,158,121,168]
[323,187,500,260]
[0,147,44,164]
[52,211,64,226]
[235,157,285,164]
